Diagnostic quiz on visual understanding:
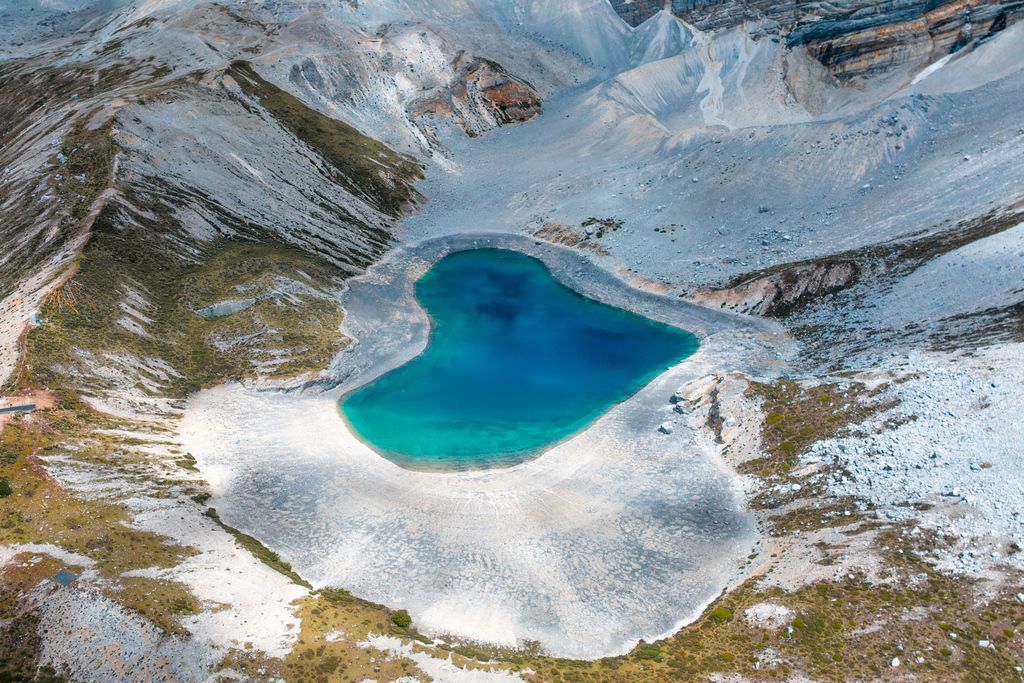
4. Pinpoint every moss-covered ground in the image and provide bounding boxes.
[24,228,351,400]
[0,415,196,578]
[203,508,311,588]
[49,118,115,223]
[736,379,895,536]
[222,589,431,682]
[0,408,204,675]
